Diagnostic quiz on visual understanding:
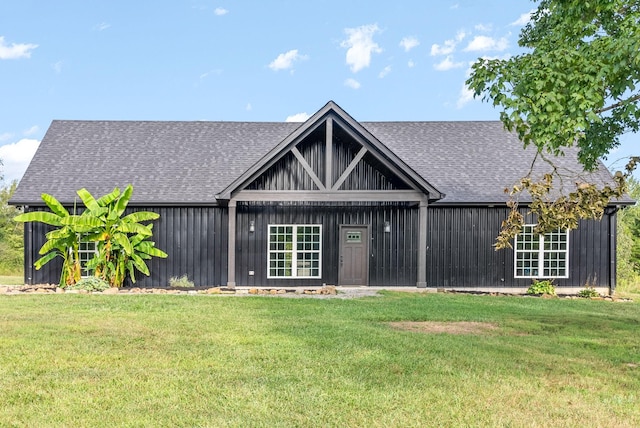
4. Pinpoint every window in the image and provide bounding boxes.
[268,225,321,278]
[514,225,569,278]
[78,239,97,277]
